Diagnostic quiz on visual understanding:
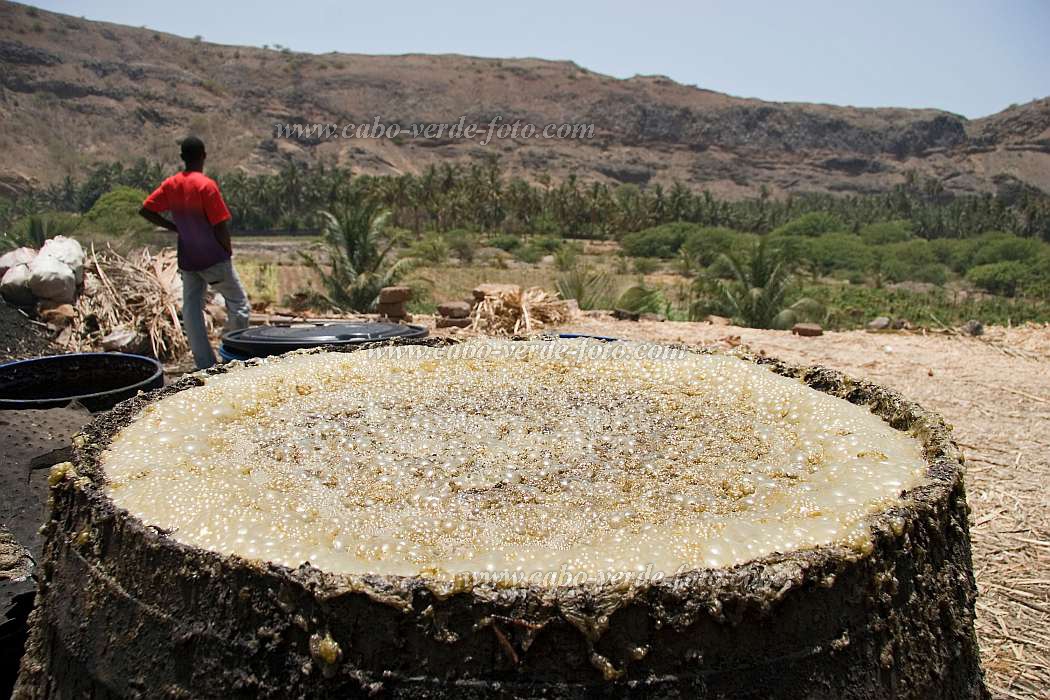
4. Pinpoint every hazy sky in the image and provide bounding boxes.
[28,0,1050,118]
